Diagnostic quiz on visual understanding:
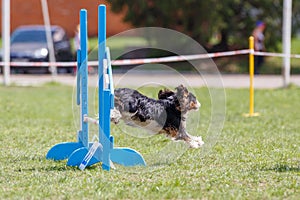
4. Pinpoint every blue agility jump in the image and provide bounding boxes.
[46,5,146,171]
